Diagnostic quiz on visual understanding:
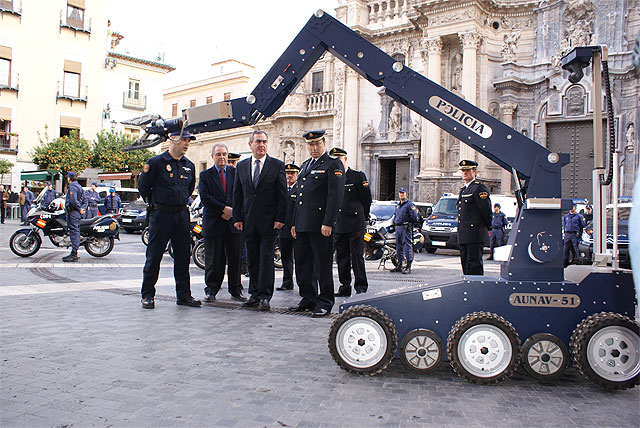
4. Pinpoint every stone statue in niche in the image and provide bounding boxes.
[501,31,520,62]
[410,118,422,139]
[451,53,463,91]
[626,123,635,153]
[566,87,584,116]
[388,101,402,133]
[282,141,295,165]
